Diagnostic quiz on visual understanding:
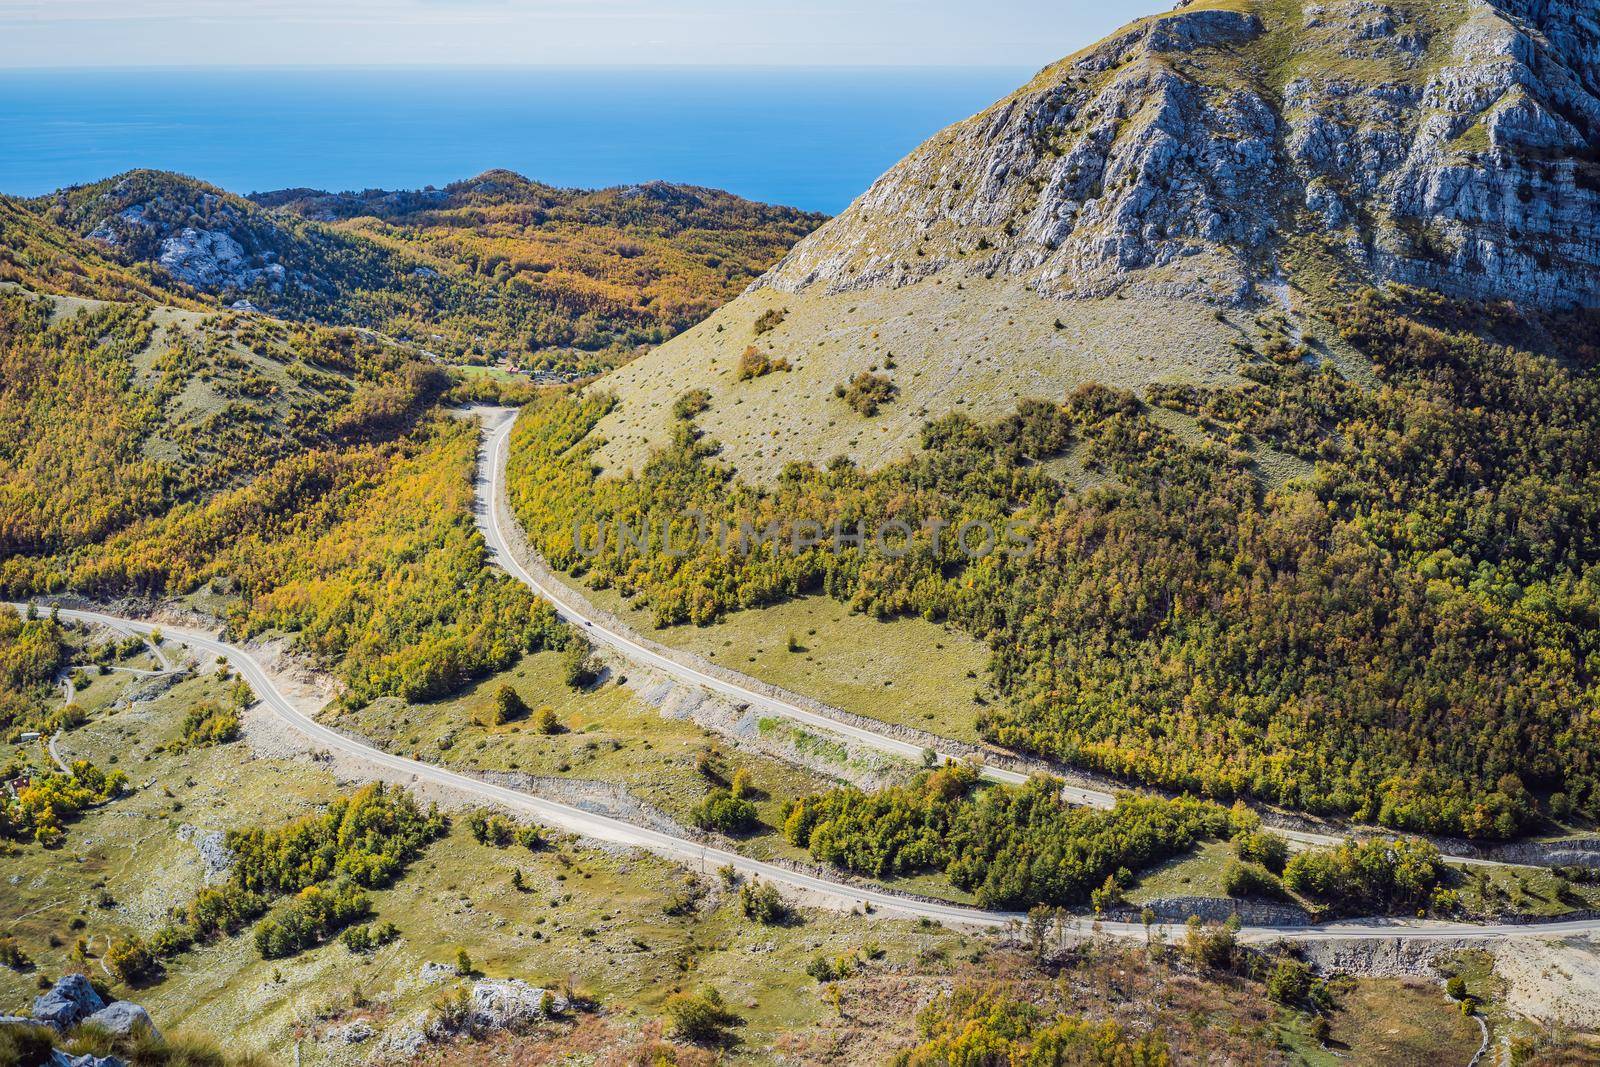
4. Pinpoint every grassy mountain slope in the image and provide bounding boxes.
[586,0,1599,481]
[31,169,821,376]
